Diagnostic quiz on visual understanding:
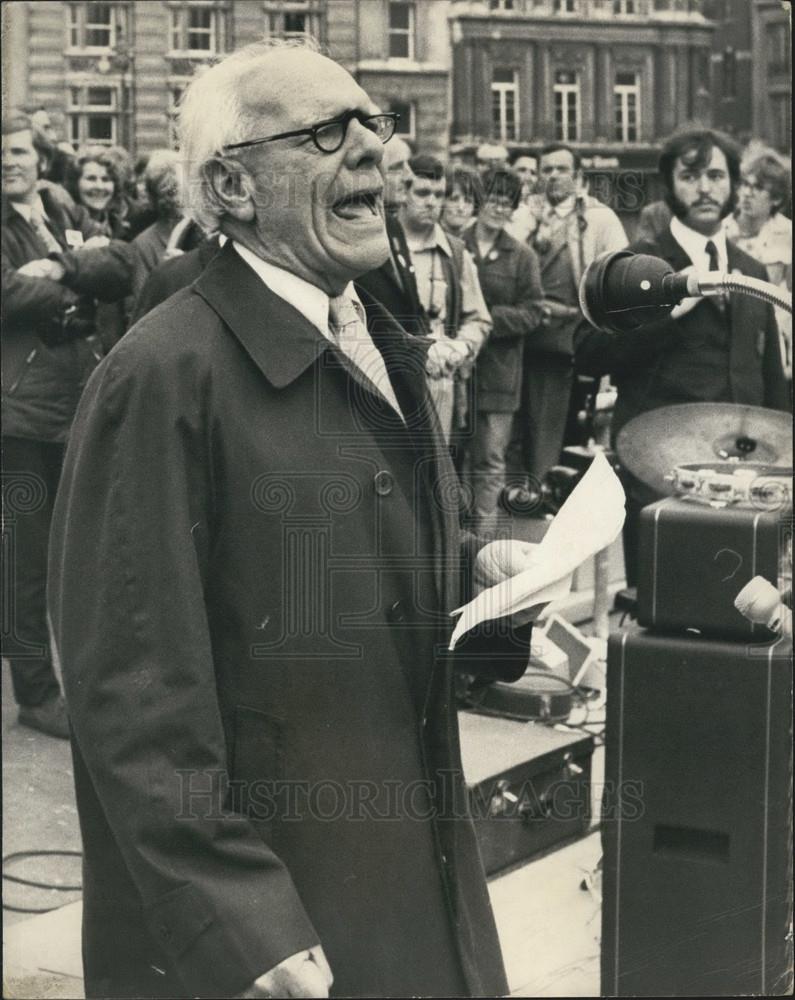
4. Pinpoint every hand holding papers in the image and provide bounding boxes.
[450,451,626,650]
